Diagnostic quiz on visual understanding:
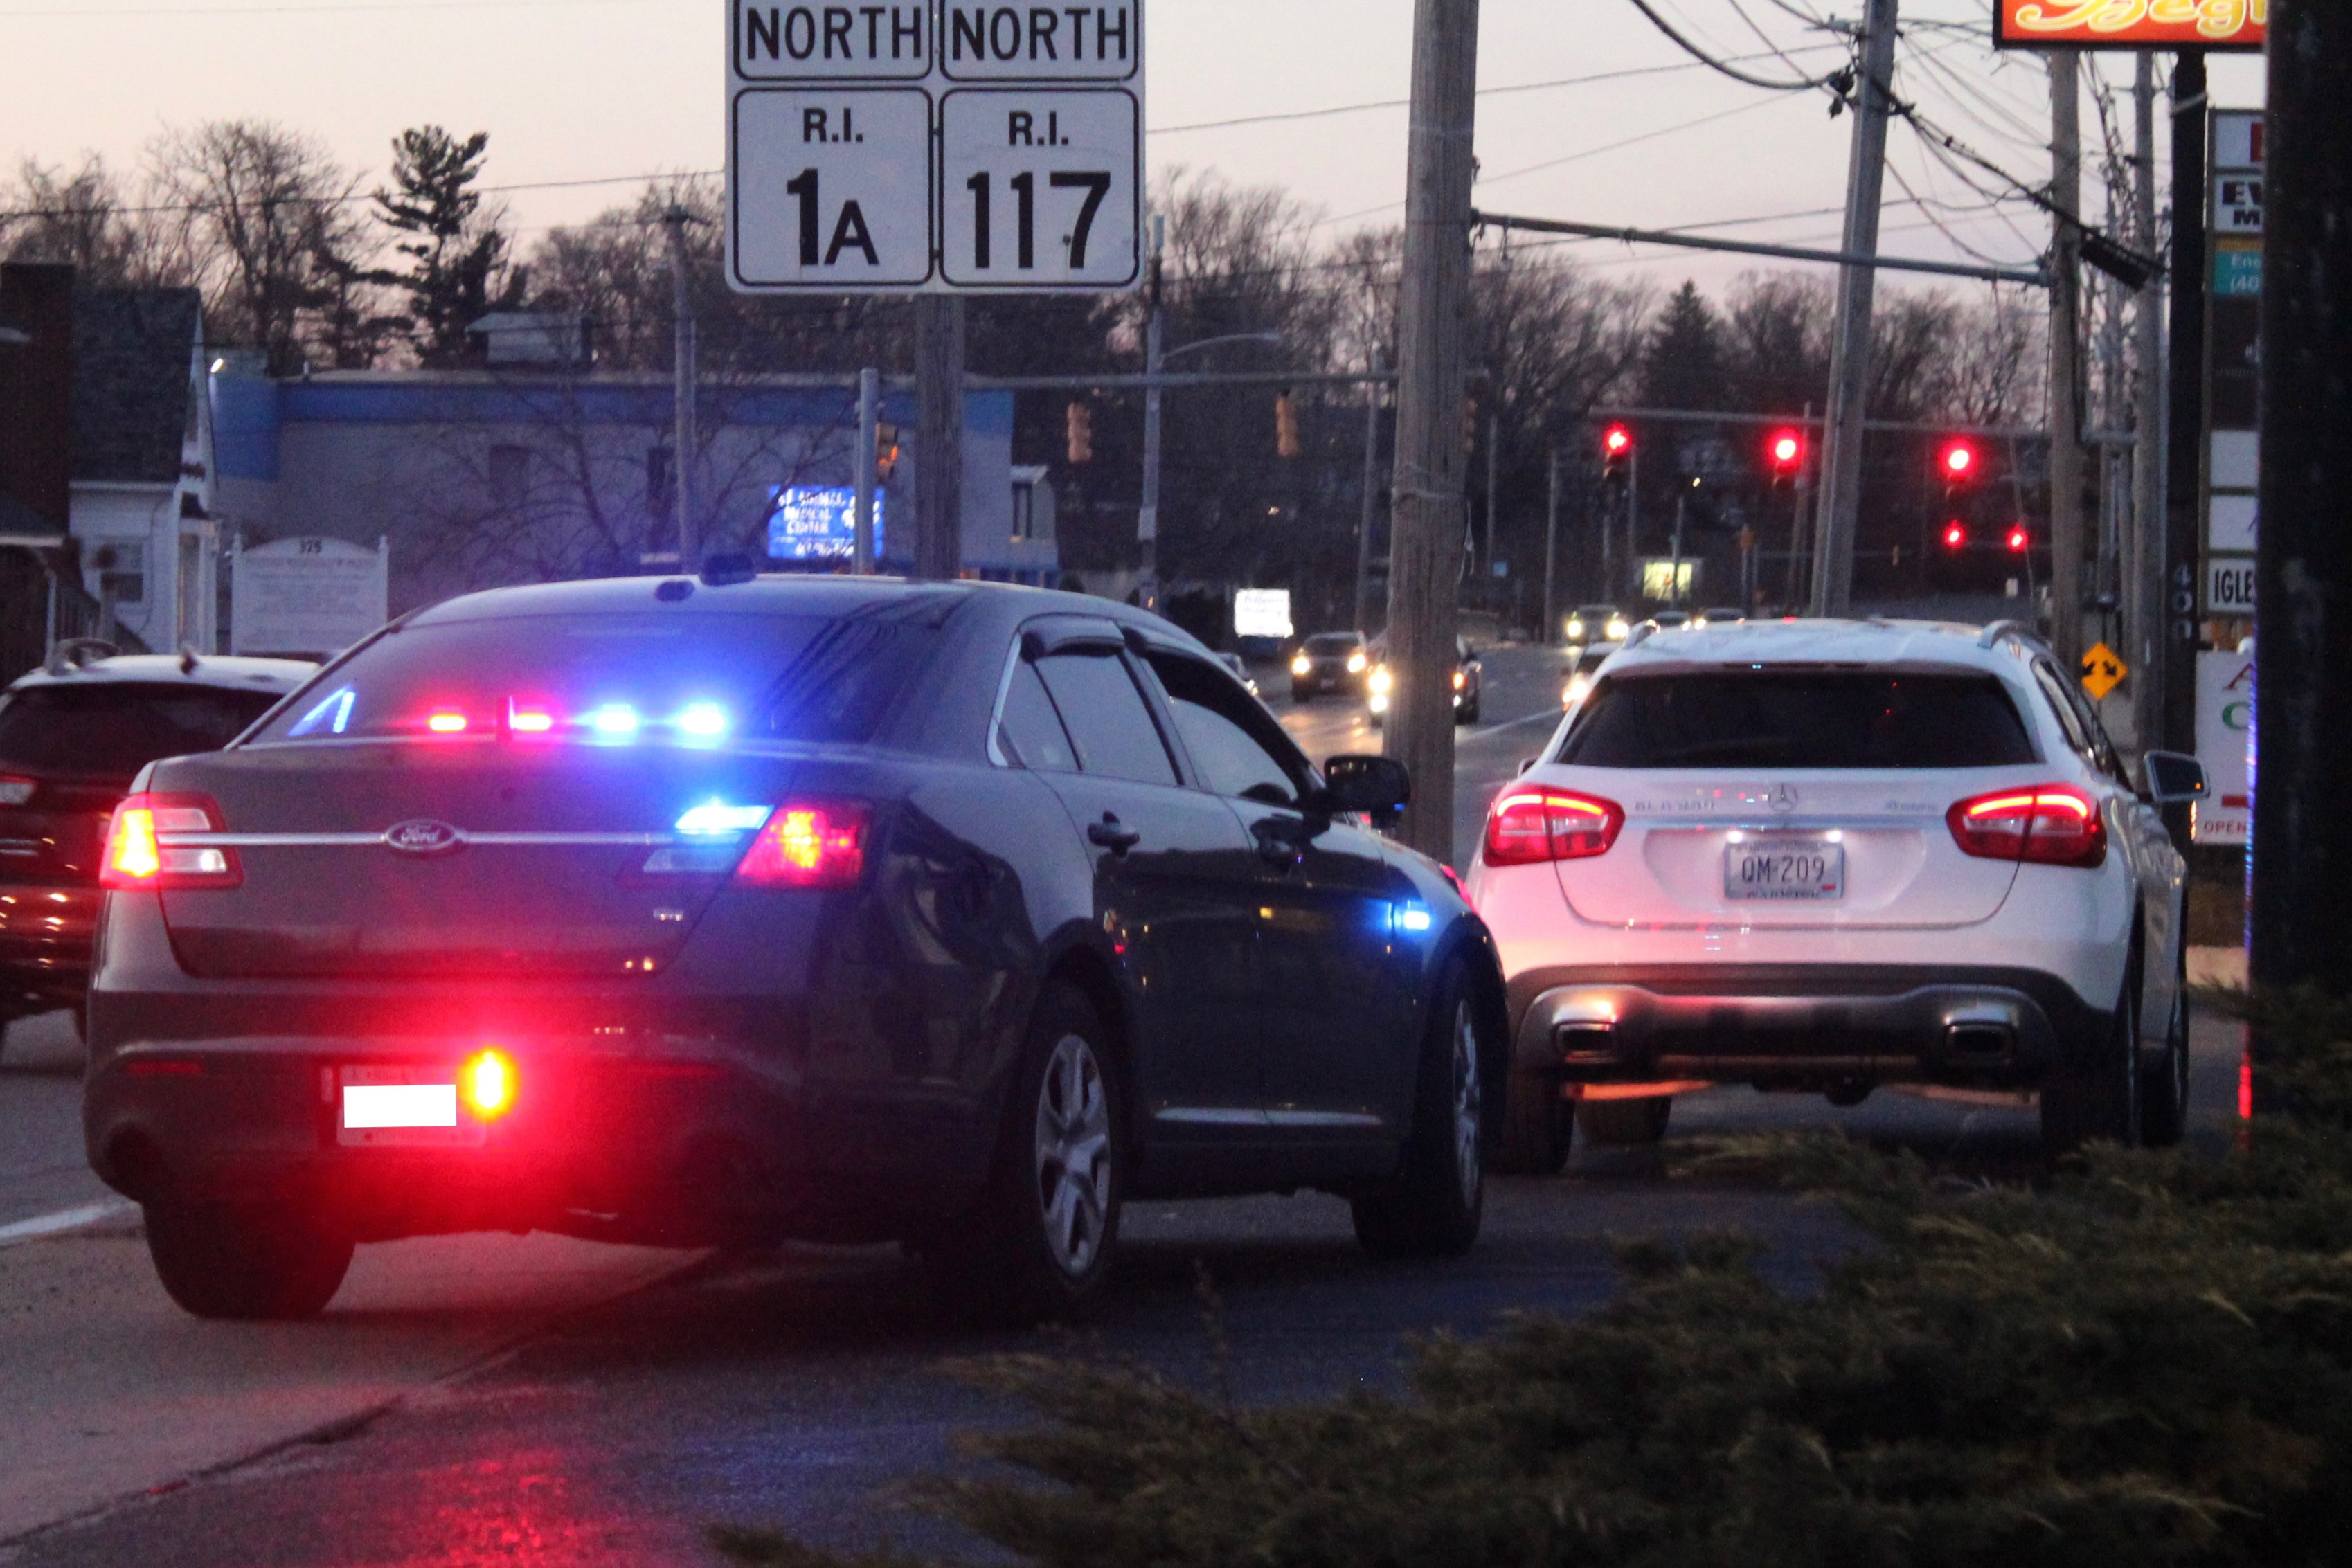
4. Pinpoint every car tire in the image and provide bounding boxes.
[143,1201,354,1320]
[1455,698,1480,726]
[1352,959,1487,1259]
[2139,938,2191,1148]
[1496,1072,1570,1174]
[2043,948,2143,1155]
[1575,1094,1673,1146]
[926,982,1123,1325]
